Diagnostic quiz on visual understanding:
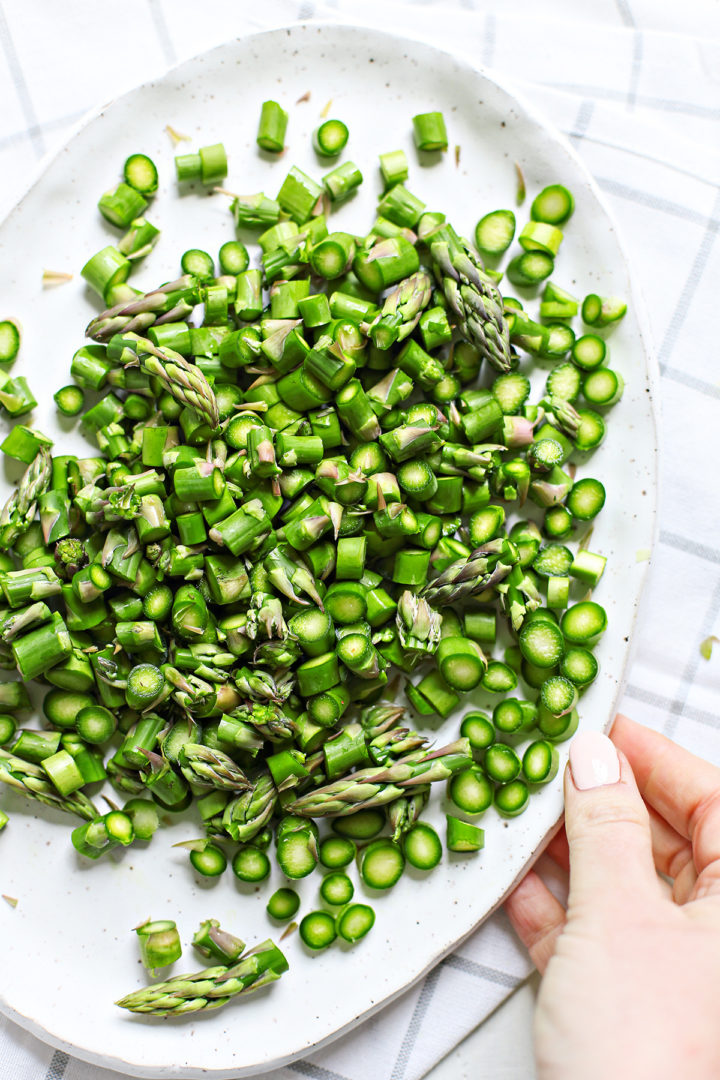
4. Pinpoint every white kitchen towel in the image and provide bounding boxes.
[0,2,719,1078]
